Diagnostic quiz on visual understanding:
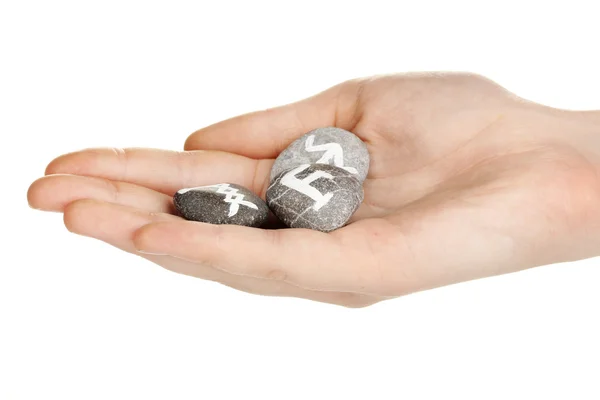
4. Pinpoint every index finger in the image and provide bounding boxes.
[184,80,362,158]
